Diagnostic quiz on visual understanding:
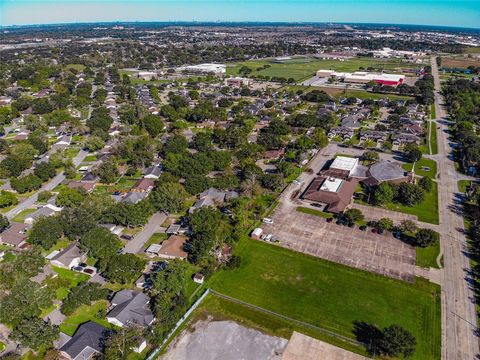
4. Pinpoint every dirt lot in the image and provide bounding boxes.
[161,320,288,360]
[262,204,417,281]
[442,56,480,69]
